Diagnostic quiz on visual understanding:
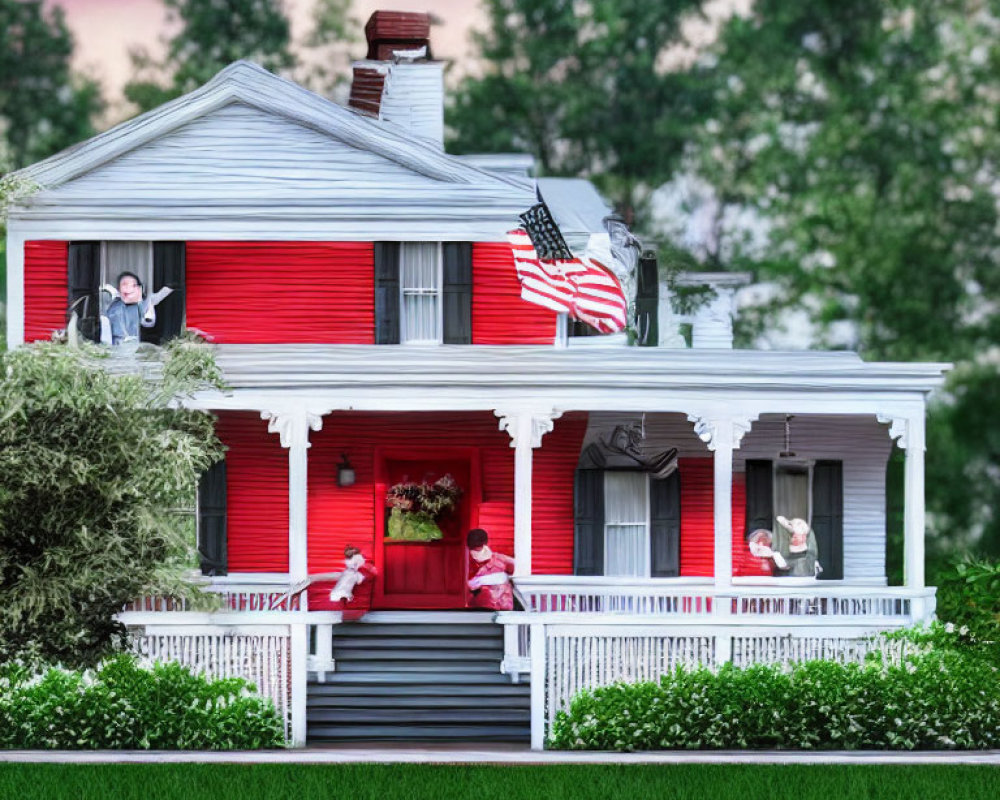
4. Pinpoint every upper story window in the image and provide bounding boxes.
[68,240,186,346]
[375,242,472,345]
[400,243,442,344]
